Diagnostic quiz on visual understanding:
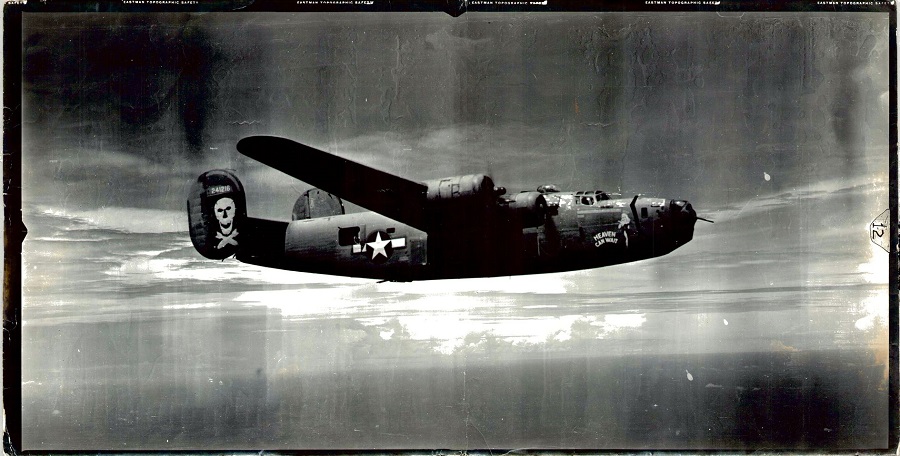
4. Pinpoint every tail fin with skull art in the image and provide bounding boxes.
[187,170,247,259]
